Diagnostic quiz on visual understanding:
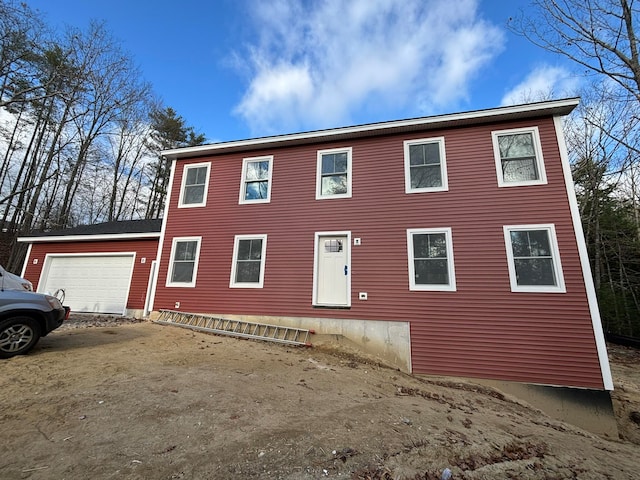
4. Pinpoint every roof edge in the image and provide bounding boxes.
[162,98,580,160]
[17,231,162,243]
